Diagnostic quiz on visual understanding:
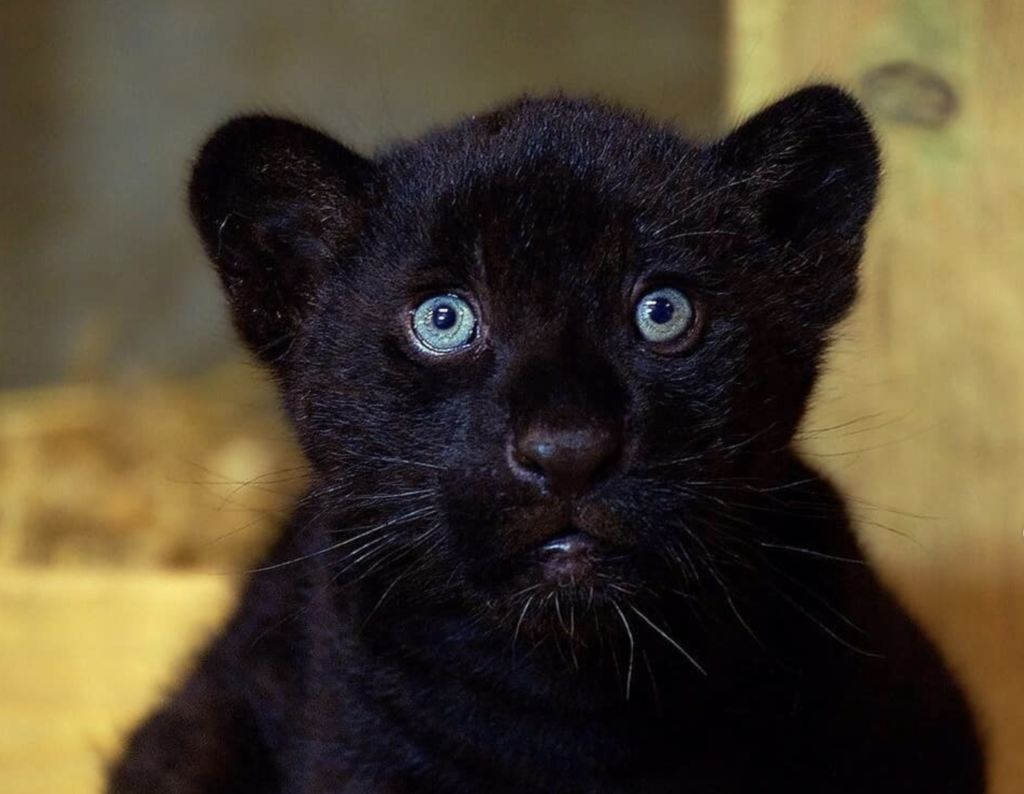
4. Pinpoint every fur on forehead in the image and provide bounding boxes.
[365,97,707,282]
[377,96,696,203]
